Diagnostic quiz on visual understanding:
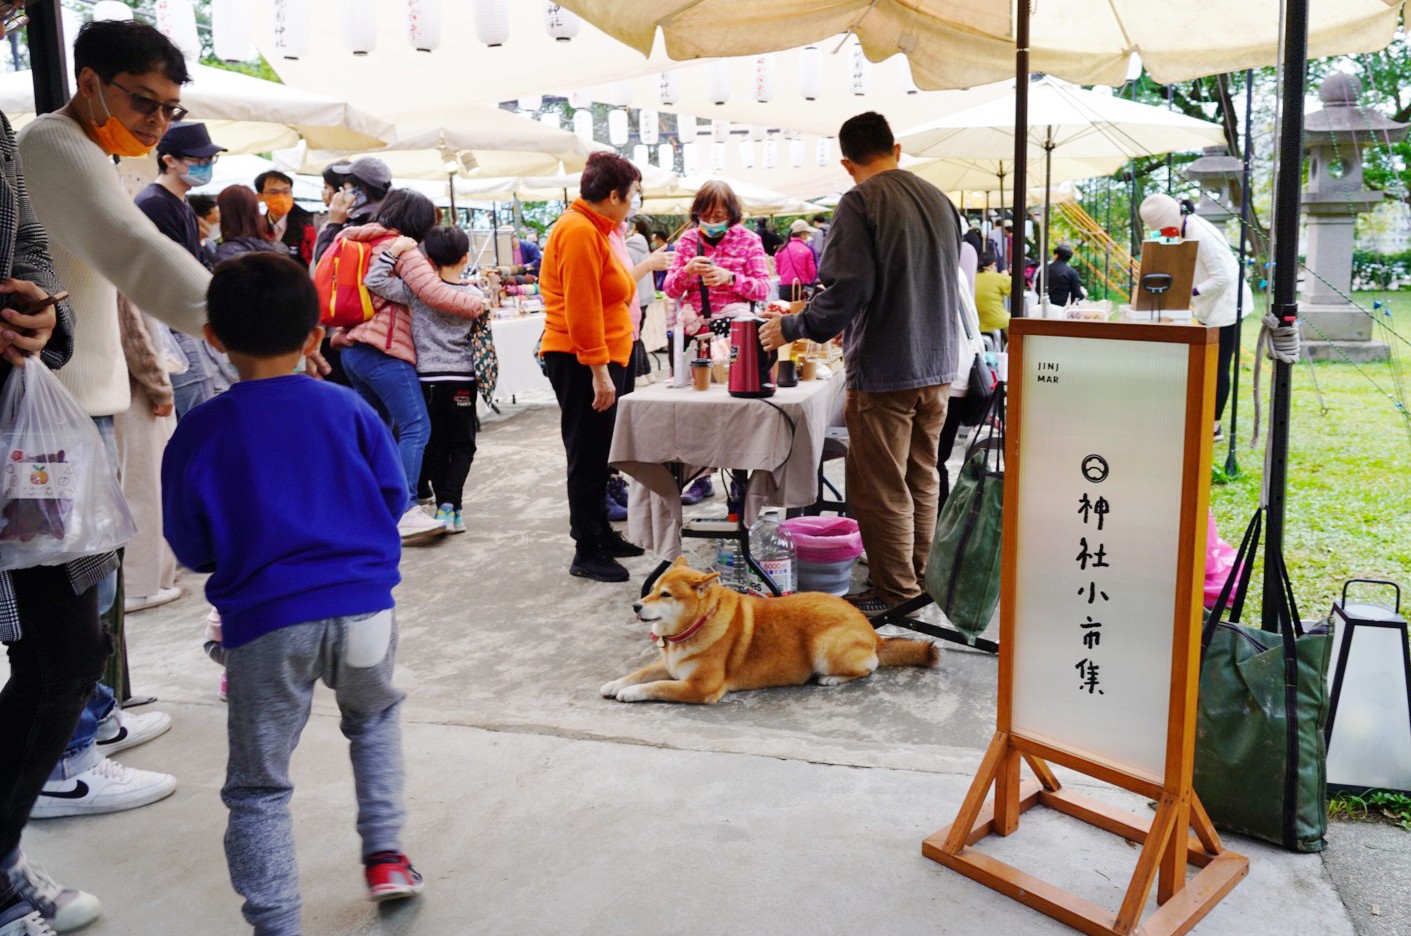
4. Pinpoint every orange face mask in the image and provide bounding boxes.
[87,86,154,158]
[262,194,294,219]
